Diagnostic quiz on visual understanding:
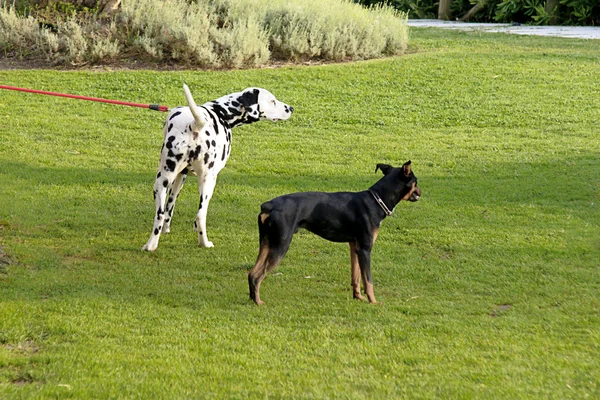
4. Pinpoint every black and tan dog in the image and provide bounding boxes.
[248,161,421,305]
